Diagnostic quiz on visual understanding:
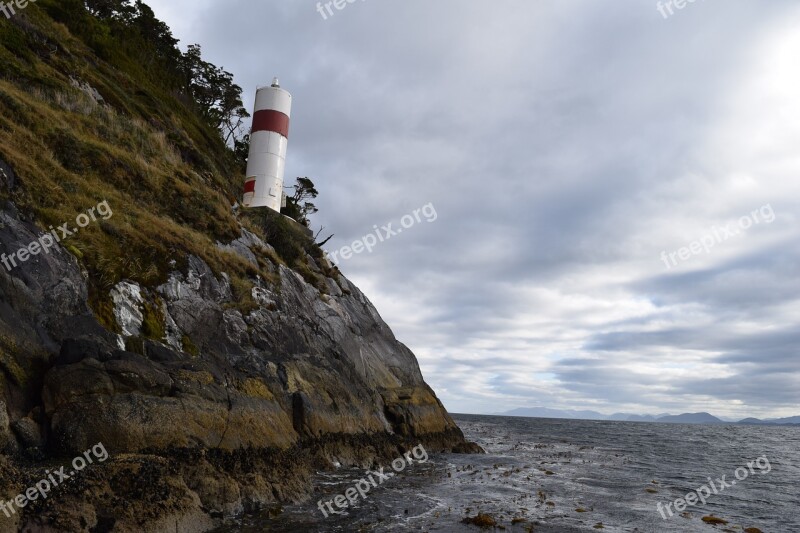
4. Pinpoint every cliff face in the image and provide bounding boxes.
[0,4,477,531]
[38,224,460,453]
[0,205,474,531]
